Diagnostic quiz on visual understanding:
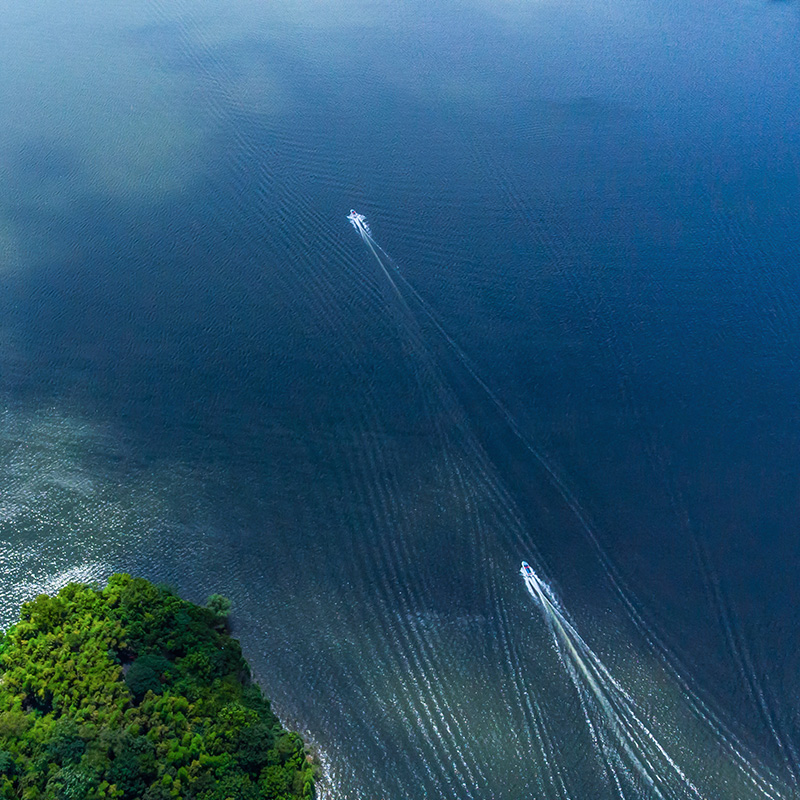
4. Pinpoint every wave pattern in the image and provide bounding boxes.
[2,1,799,798]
